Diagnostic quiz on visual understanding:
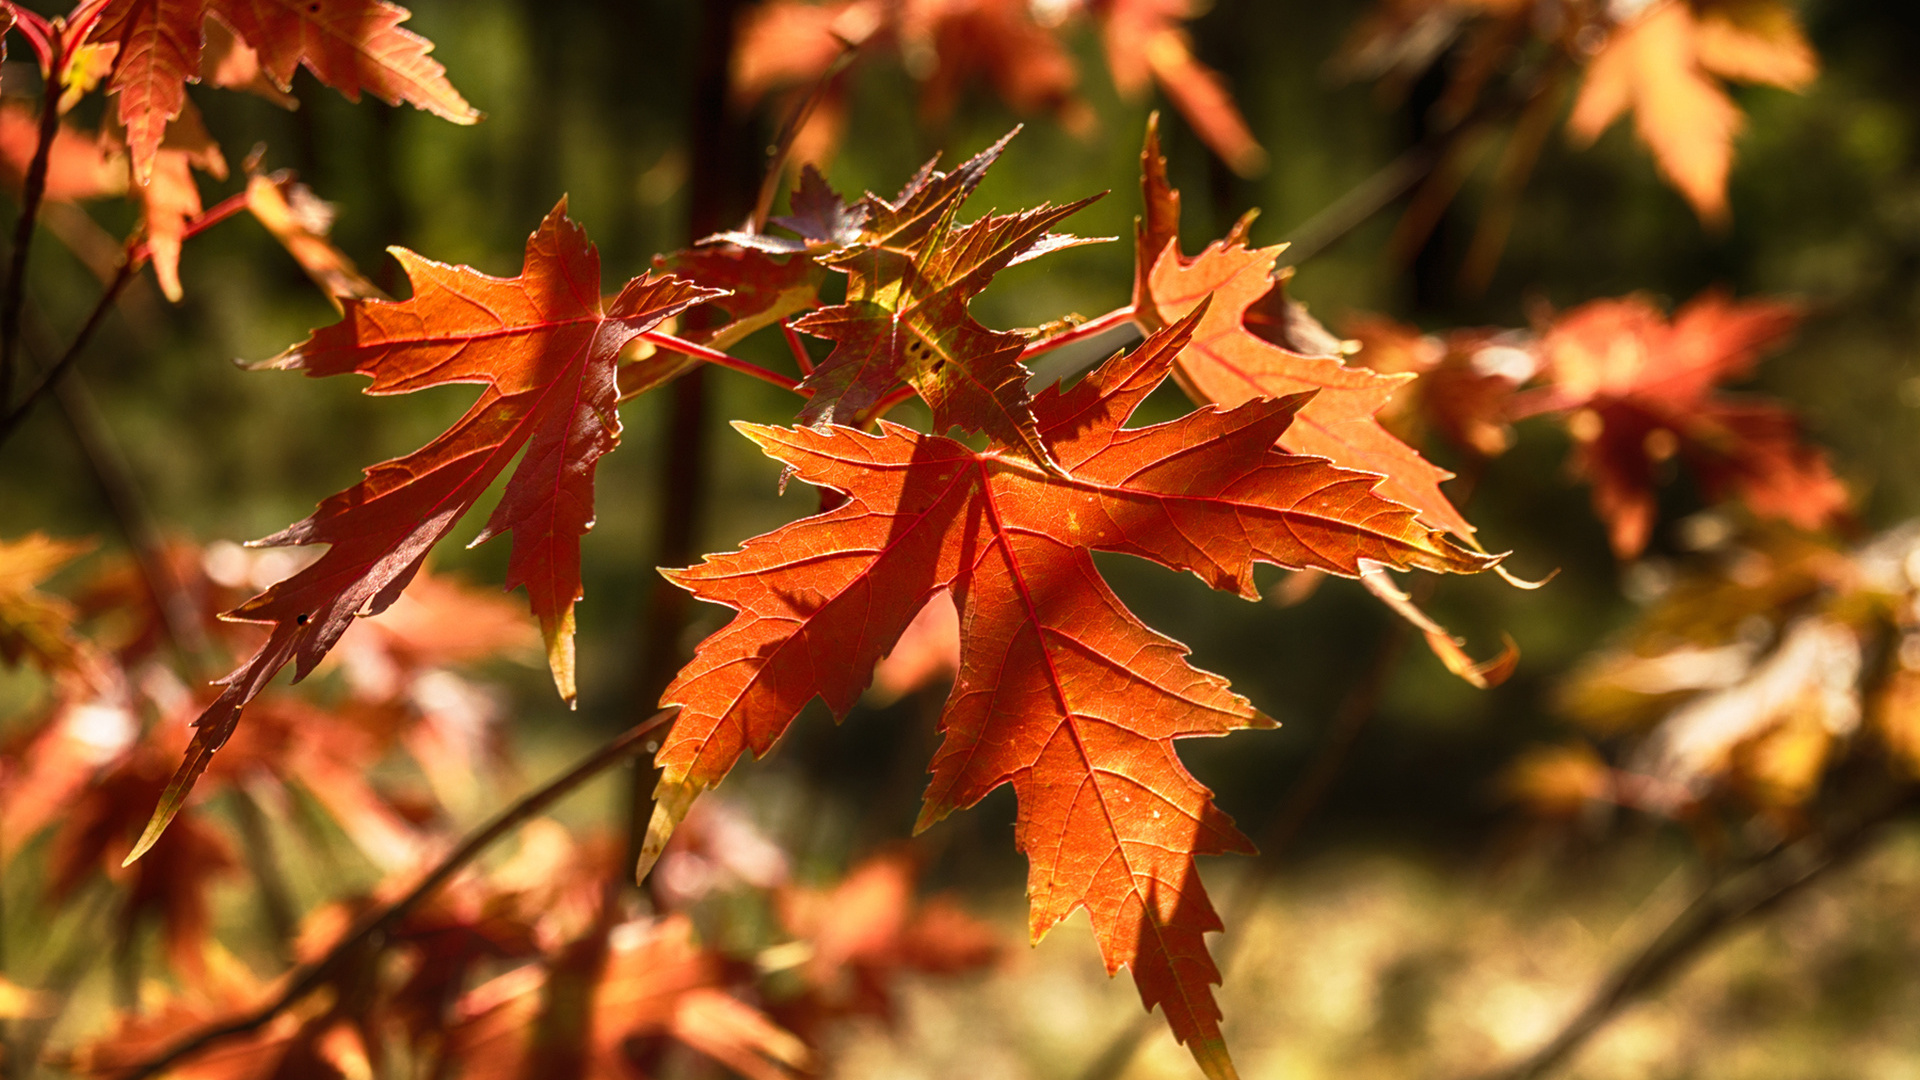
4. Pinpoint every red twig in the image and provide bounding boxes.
[126,188,254,268]
[871,382,916,421]
[637,329,805,394]
[0,42,65,403]
[780,318,814,376]
[1017,305,1136,363]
